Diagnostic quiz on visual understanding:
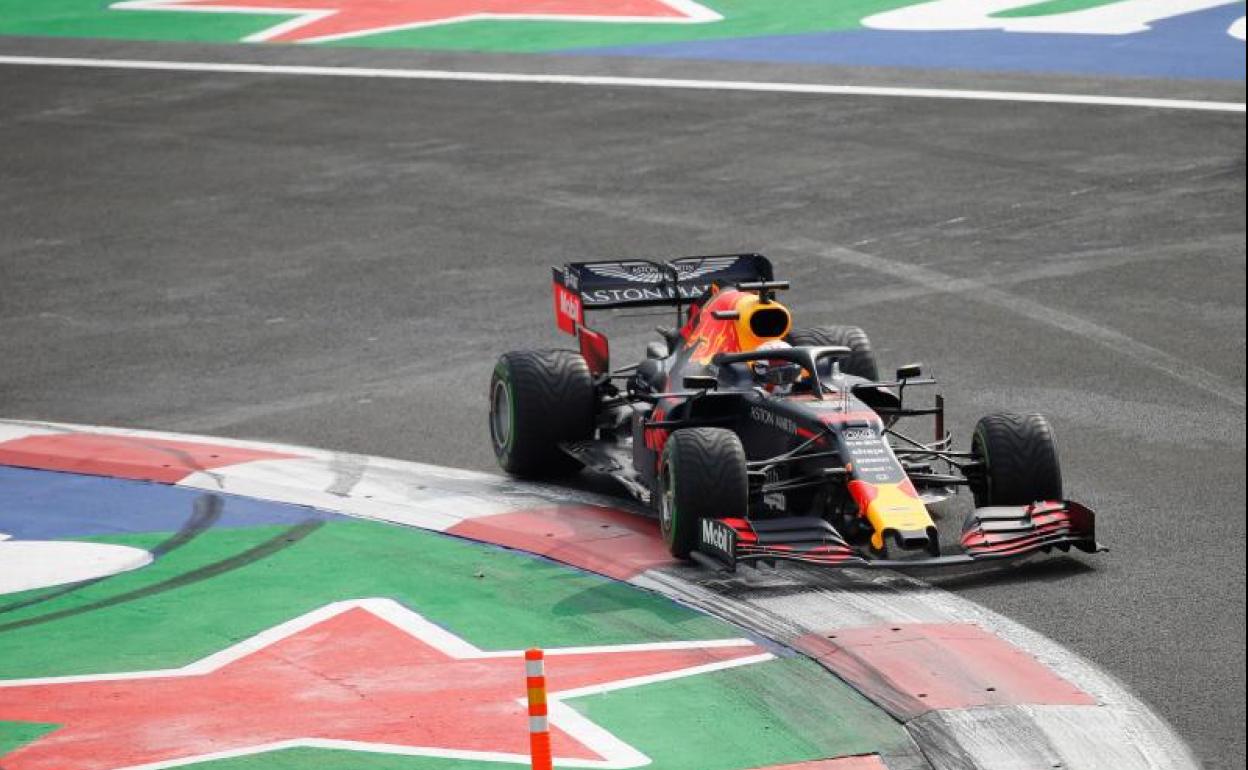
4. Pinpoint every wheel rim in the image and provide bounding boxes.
[490,379,512,452]
[971,428,991,505]
[659,461,676,538]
